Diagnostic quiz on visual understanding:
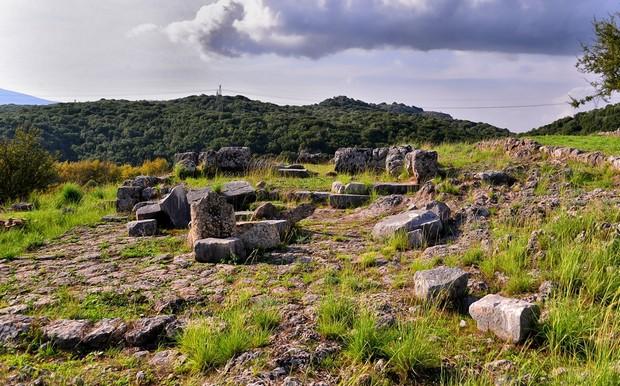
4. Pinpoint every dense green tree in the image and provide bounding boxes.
[0,128,58,202]
[572,14,620,107]
[0,96,510,165]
